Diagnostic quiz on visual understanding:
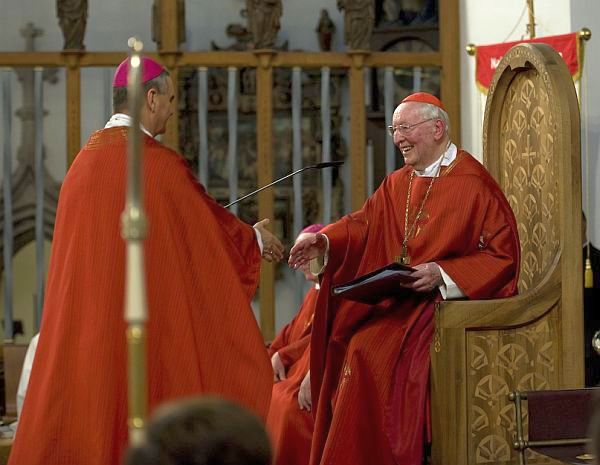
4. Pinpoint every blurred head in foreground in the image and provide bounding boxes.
[125,396,272,465]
